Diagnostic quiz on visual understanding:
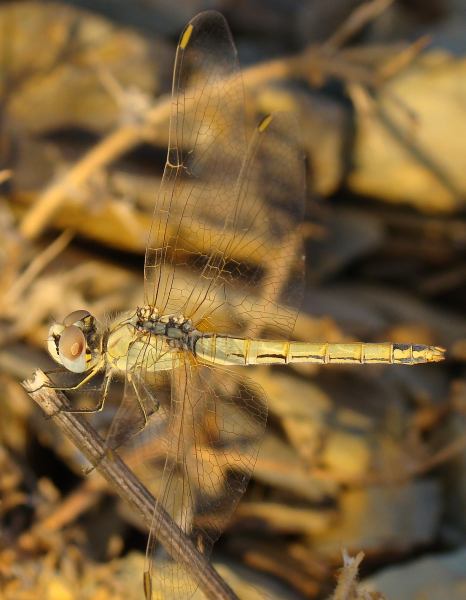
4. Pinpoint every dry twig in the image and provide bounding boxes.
[323,0,394,52]
[3,229,74,308]
[22,370,238,600]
